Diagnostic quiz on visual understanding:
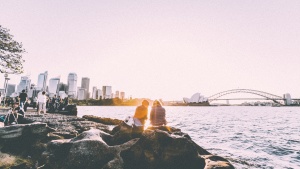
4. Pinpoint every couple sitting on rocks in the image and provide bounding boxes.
[133,100,167,127]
